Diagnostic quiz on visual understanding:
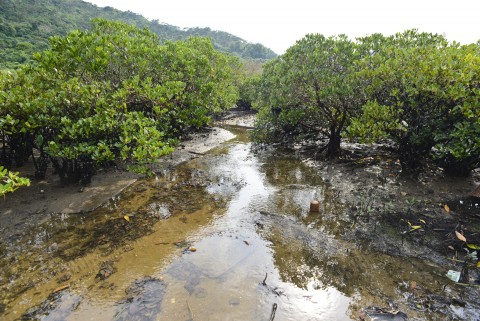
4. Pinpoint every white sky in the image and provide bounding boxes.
[84,0,480,54]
